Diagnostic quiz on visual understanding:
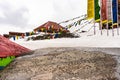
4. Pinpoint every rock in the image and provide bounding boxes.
[0,47,118,80]
[31,73,53,80]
